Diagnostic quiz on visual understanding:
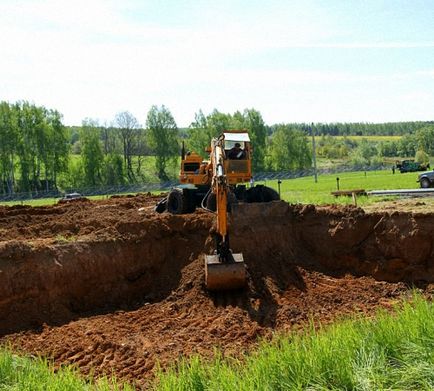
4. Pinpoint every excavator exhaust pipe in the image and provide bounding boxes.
[205,253,246,291]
